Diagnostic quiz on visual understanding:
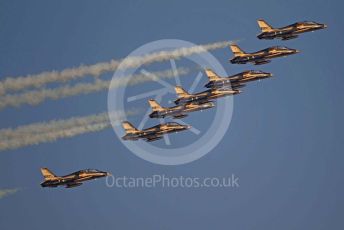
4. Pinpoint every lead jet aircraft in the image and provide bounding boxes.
[229,43,299,65]
[40,168,109,188]
[204,69,273,90]
[148,99,214,119]
[257,19,327,40]
[121,121,190,142]
[174,86,240,105]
